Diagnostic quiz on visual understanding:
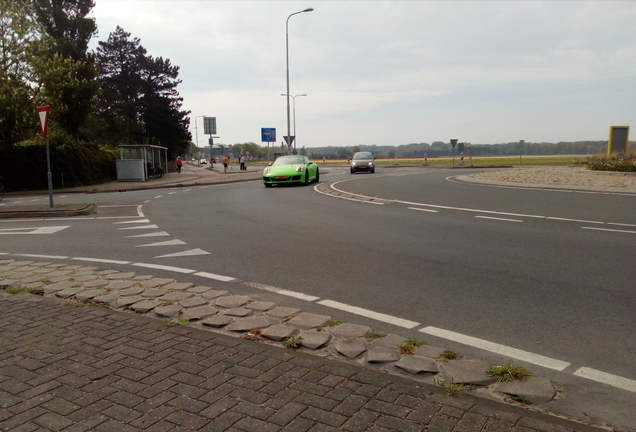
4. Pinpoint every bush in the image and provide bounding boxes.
[584,153,636,172]
[0,137,118,192]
